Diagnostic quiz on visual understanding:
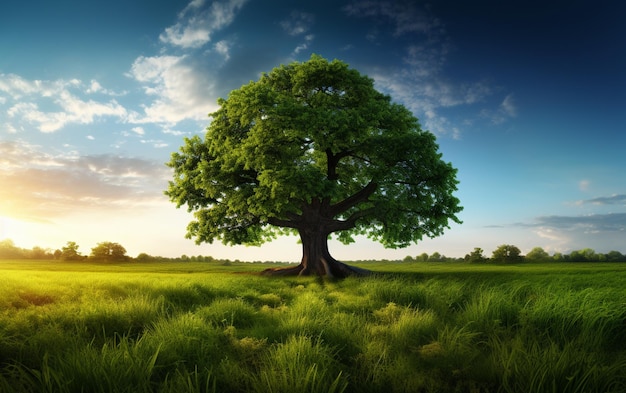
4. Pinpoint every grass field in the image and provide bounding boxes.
[1,260,625,392]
